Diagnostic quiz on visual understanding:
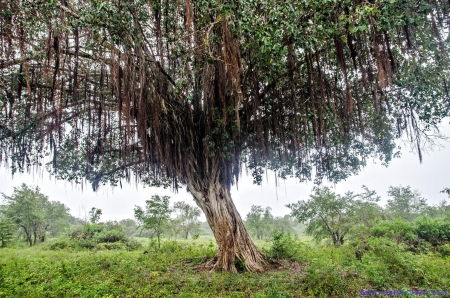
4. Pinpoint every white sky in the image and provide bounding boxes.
[1,121,449,222]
